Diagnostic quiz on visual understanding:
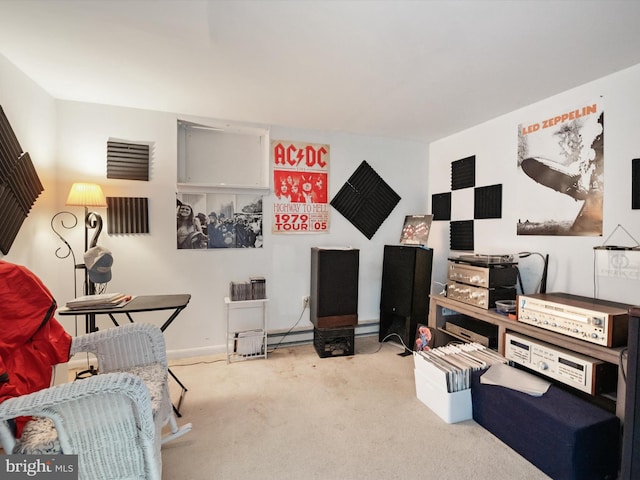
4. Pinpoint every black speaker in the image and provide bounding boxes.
[379,245,433,348]
[621,307,640,479]
[310,247,359,328]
